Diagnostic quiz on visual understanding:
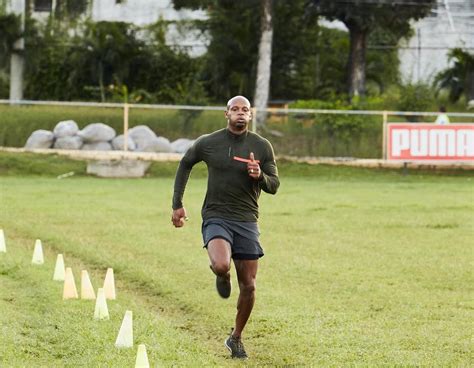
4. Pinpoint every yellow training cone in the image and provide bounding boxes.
[135,344,150,368]
[81,270,96,300]
[31,239,44,265]
[103,268,116,300]
[115,310,133,348]
[53,254,65,281]
[0,229,6,253]
[63,267,79,299]
[94,288,109,320]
